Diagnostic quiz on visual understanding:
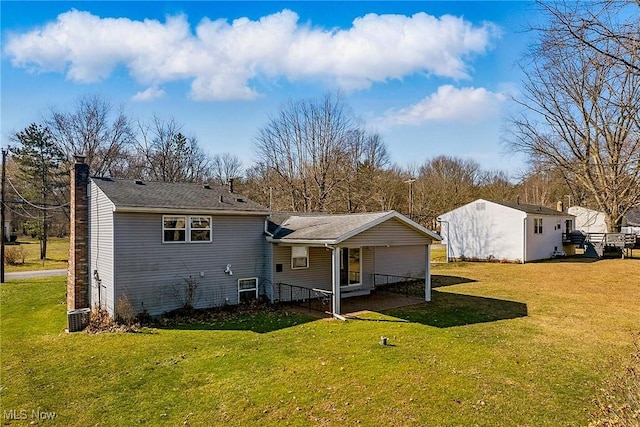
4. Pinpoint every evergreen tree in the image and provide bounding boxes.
[10,123,66,259]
